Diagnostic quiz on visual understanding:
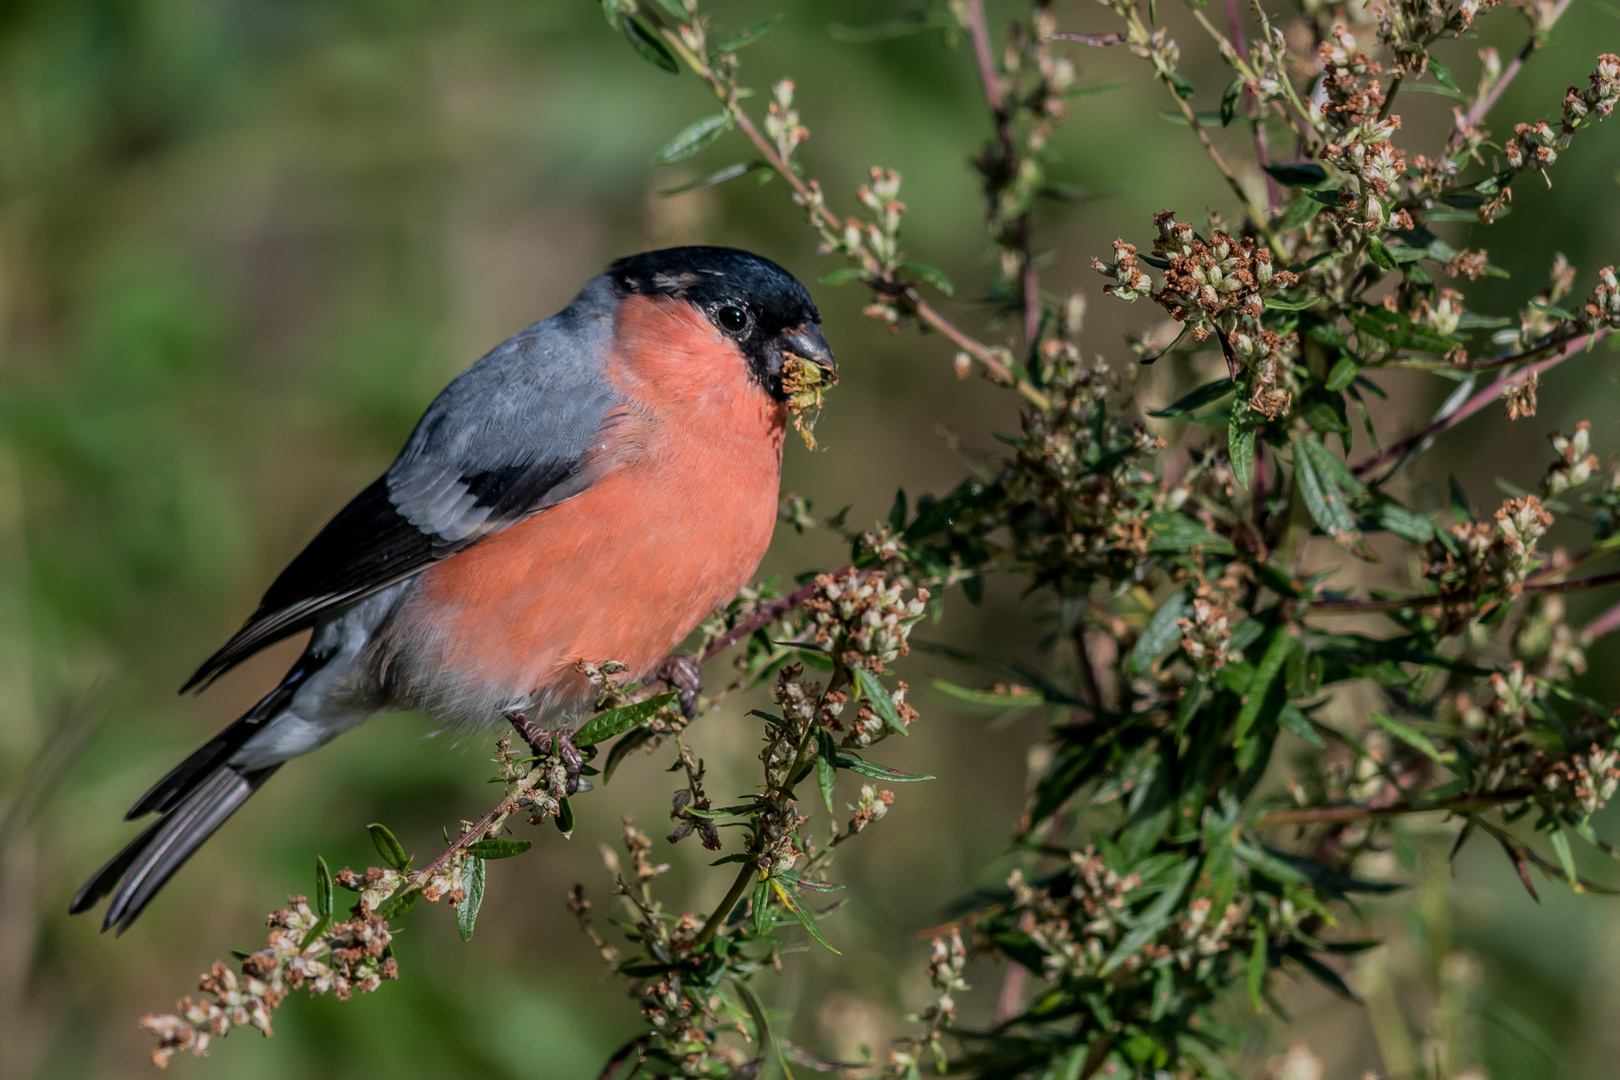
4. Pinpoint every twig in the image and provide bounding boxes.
[1255,788,1534,827]
[694,863,757,947]
[1306,569,1620,614]
[964,0,1042,348]
[645,13,1052,410]
[1051,31,1123,46]
[699,569,852,663]
[1222,0,1280,210]
[1581,595,1620,642]
[1351,331,1601,480]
